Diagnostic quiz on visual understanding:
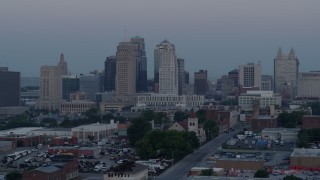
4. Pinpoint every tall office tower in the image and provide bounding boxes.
[261,75,273,91]
[177,58,185,95]
[80,74,102,101]
[130,36,148,92]
[297,71,320,98]
[194,70,208,95]
[274,48,299,99]
[38,54,68,110]
[155,40,178,95]
[62,75,80,101]
[184,71,189,85]
[221,75,235,101]
[116,42,138,96]
[0,67,20,107]
[104,56,116,92]
[239,63,261,89]
[58,53,68,76]
[228,69,239,88]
